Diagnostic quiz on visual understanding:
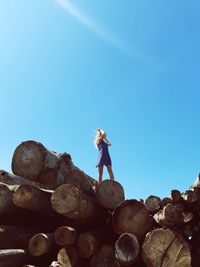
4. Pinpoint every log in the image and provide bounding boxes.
[183,211,193,223]
[144,195,161,214]
[54,226,77,246]
[0,225,42,249]
[57,247,79,267]
[90,245,120,267]
[191,173,200,188]
[13,184,54,215]
[153,203,184,227]
[49,262,62,267]
[0,183,20,213]
[28,233,55,256]
[76,228,109,258]
[51,184,107,224]
[64,168,98,197]
[0,249,28,267]
[39,168,65,190]
[115,233,140,266]
[112,199,152,241]
[11,140,68,181]
[96,180,125,210]
[182,189,198,203]
[190,234,200,267]
[160,197,173,208]
[171,189,182,203]
[0,170,42,188]
[141,228,191,267]
[11,141,97,194]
